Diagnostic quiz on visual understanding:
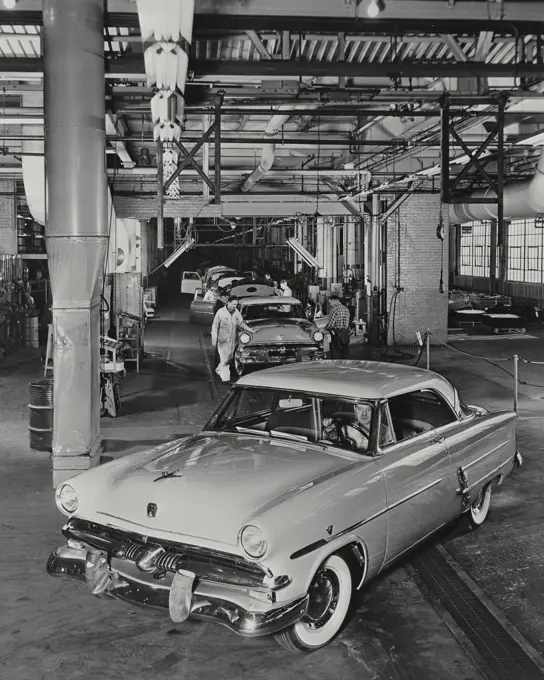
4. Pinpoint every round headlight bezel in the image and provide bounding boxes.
[55,483,79,516]
[239,524,268,559]
[239,332,251,344]
[313,330,324,343]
